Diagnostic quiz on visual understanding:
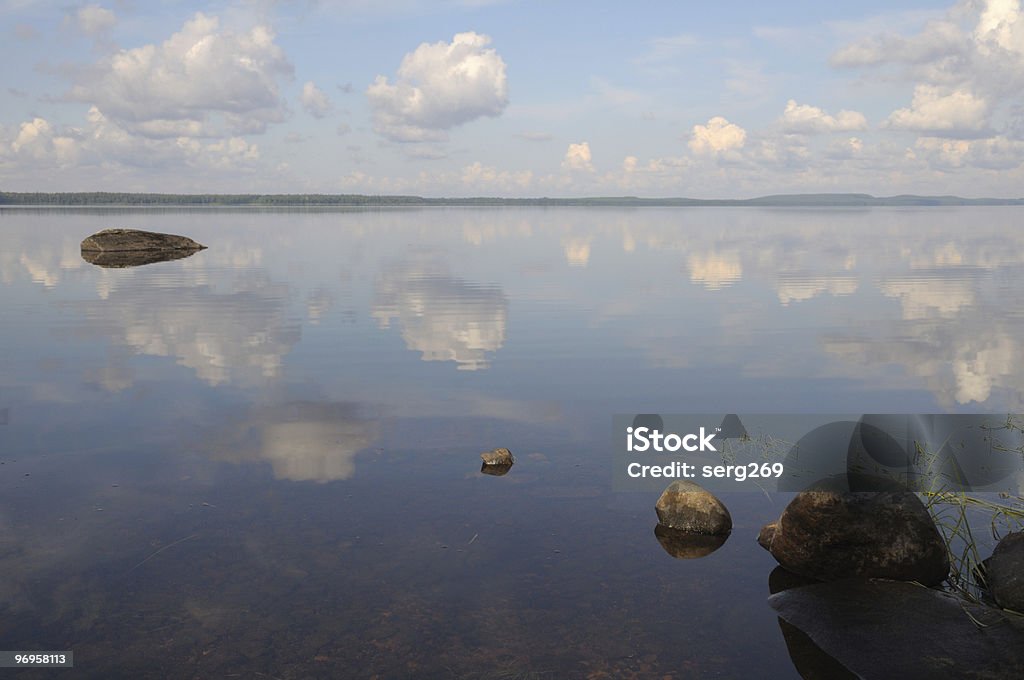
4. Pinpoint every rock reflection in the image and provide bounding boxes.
[81,249,202,268]
[769,577,1024,679]
[214,402,377,482]
[653,524,728,559]
[372,258,507,370]
[480,463,512,476]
